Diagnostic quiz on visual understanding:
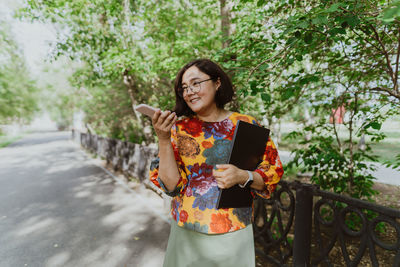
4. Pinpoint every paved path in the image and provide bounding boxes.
[0,131,169,267]
[279,150,400,186]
